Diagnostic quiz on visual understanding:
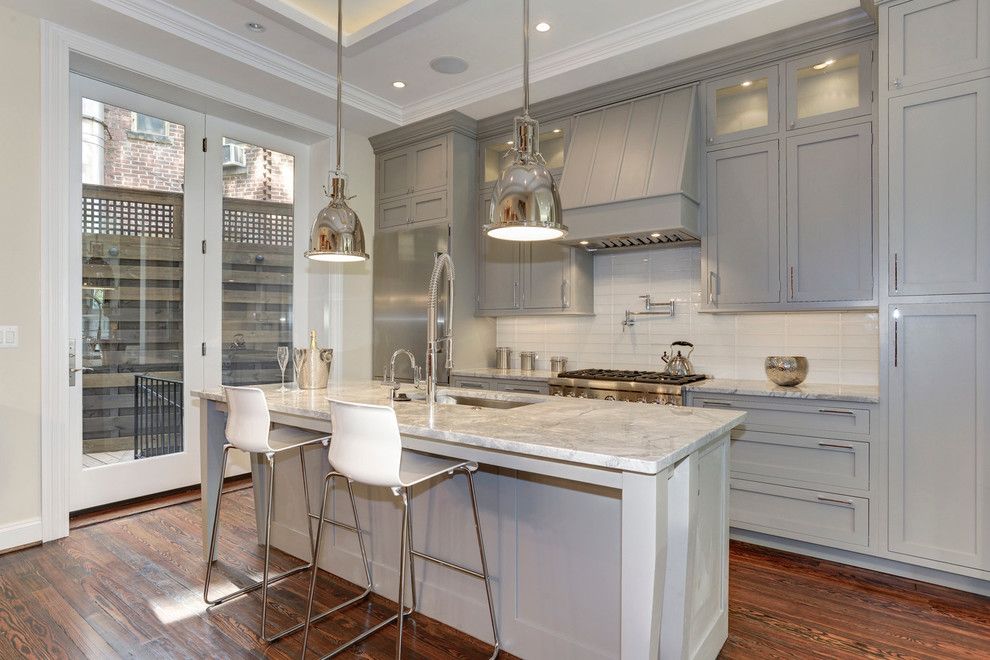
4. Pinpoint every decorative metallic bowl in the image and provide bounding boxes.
[764,356,809,387]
